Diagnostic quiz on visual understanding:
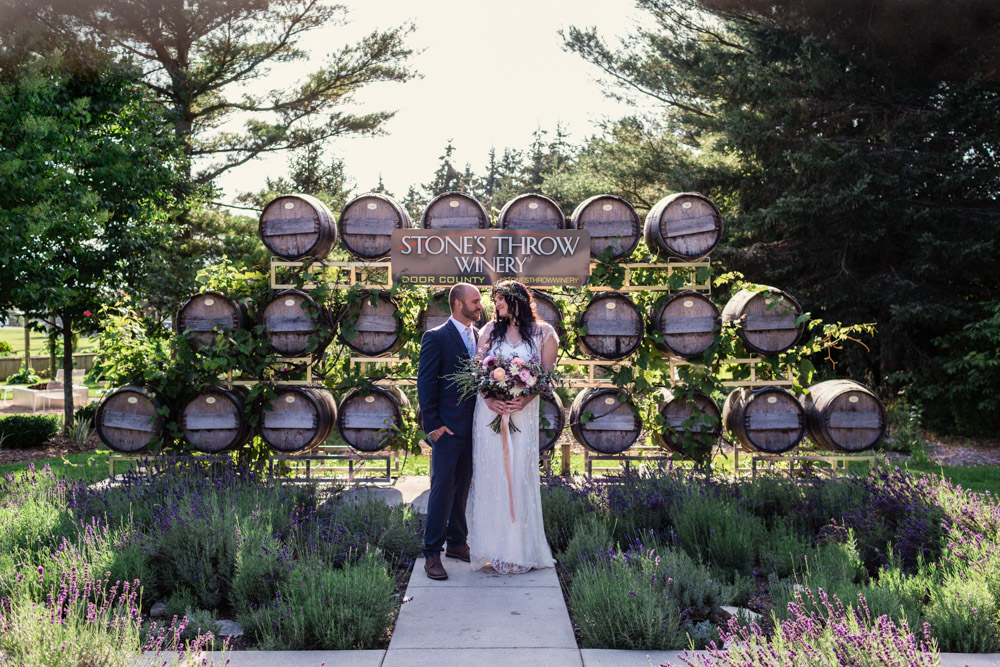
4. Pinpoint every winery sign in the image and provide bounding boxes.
[391,230,591,287]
